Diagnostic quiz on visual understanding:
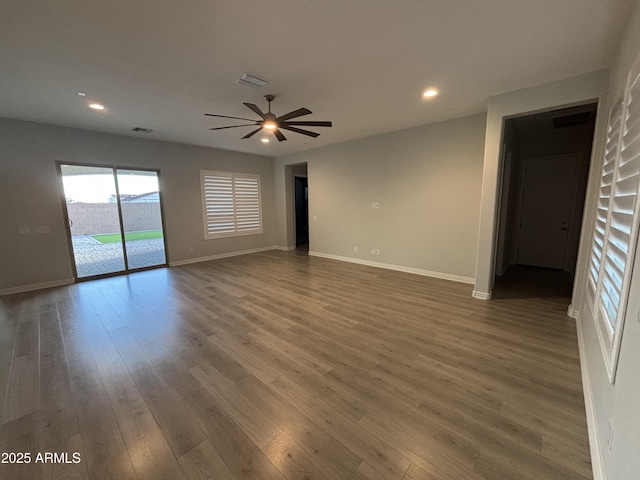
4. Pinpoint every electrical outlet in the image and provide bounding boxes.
[354,246,358,252]
[188,246,194,253]
[371,248,375,254]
